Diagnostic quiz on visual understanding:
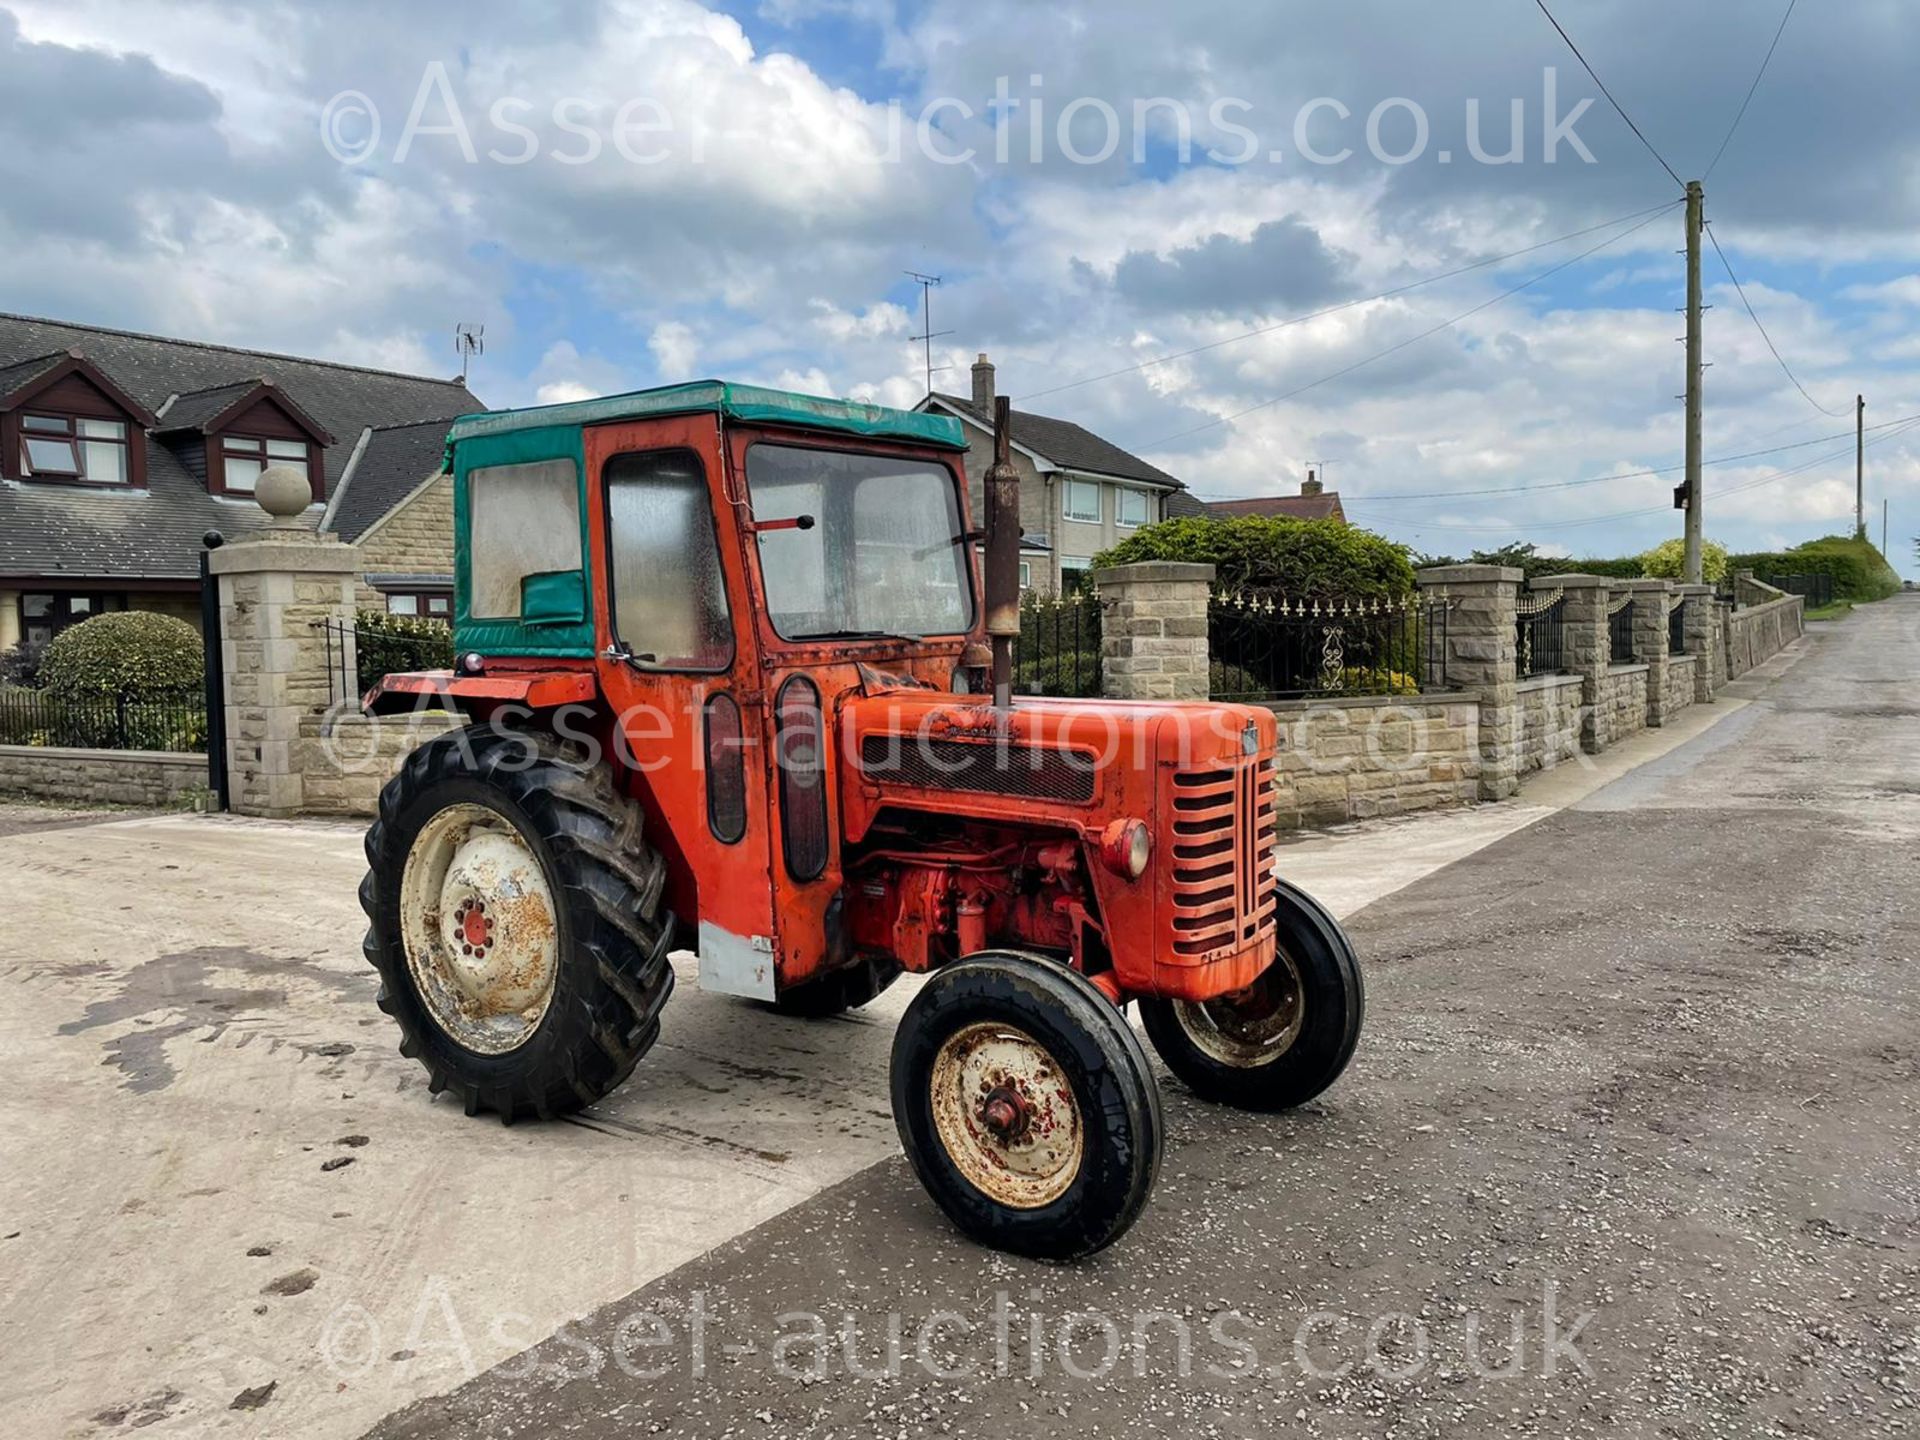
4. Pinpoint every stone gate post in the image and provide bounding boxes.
[1094,561,1215,701]
[1679,583,1717,702]
[1623,578,1675,726]
[1536,573,1612,753]
[1415,565,1521,800]
[208,478,363,817]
